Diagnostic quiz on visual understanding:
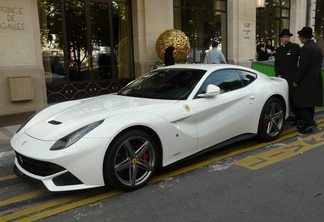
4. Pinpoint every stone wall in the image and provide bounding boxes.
[0,0,46,116]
